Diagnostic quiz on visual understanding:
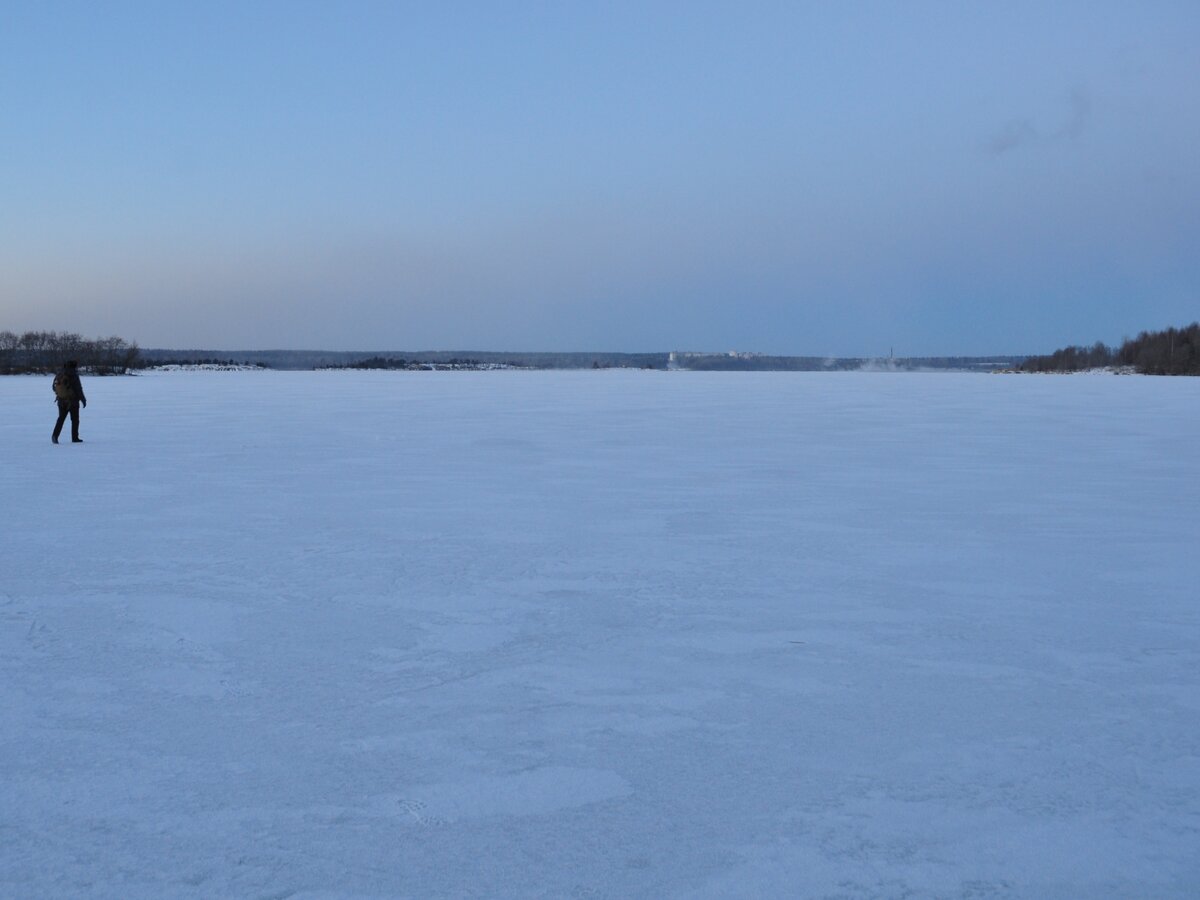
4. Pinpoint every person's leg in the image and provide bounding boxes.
[52,402,68,443]
[70,403,81,441]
